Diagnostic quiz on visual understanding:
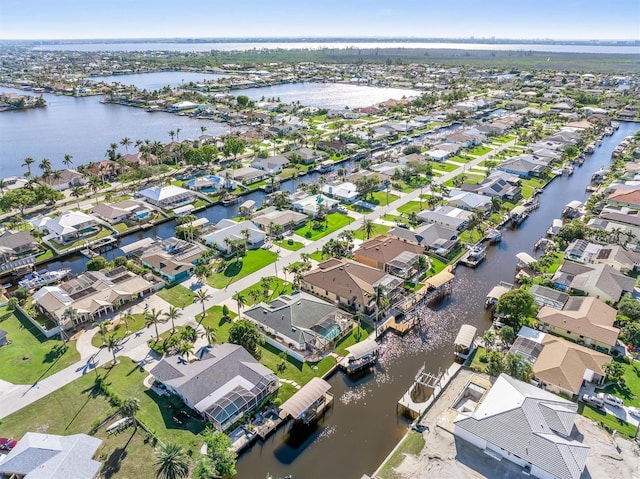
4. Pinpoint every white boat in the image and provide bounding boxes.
[485,228,502,243]
[18,268,71,289]
[562,164,574,175]
[612,121,620,130]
